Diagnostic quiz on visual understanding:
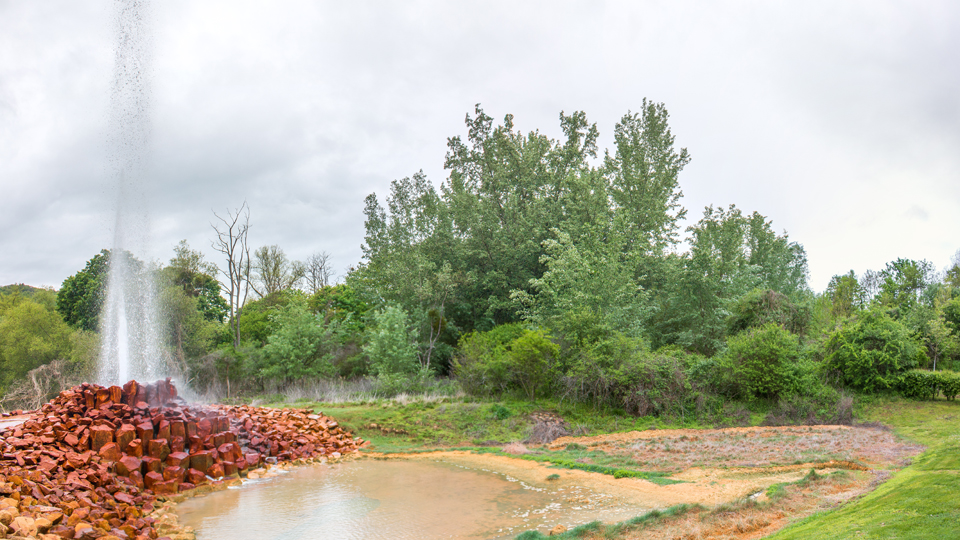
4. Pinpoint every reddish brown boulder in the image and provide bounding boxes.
[116,456,141,477]
[207,463,224,479]
[169,436,185,453]
[185,468,207,485]
[143,471,163,490]
[165,452,190,469]
[188,450,214,474]
[170,420,185,439]
[115,424,136,450]
[162,466,185,483]
[147,439,170,461]
[98,443,121,462]
[141,456,162,474]
[177,482,195,492]
[152,479,178,495]
[125,438,143,458]
[90,425,114,452]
